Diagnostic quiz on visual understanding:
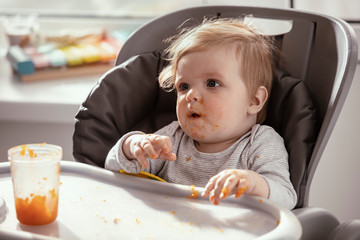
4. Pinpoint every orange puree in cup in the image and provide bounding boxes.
[15,189,58,225]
